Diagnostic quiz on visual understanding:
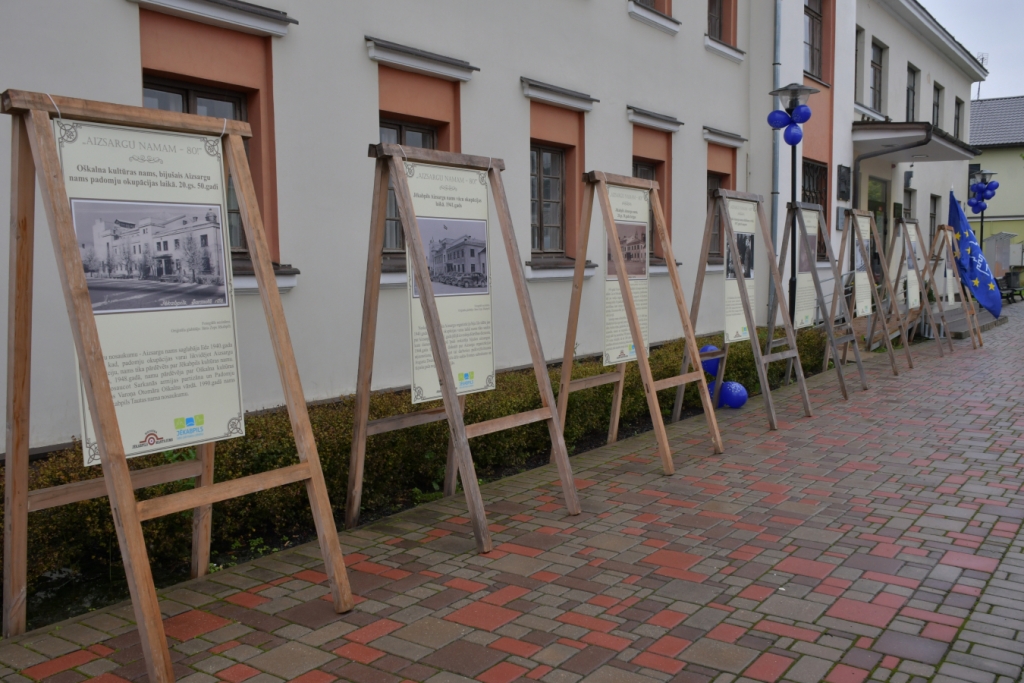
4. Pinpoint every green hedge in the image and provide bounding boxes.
[0,327,827,608]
